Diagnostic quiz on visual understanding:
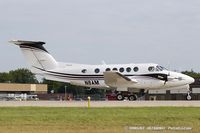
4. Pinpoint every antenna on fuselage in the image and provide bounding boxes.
[101,60,106,65]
